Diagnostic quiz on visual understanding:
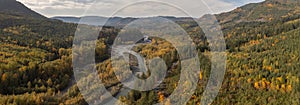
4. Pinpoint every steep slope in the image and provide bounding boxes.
[213,27,300,105]
[216,0,300,26]
[201,0,300,52]
[0,0,45,18]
